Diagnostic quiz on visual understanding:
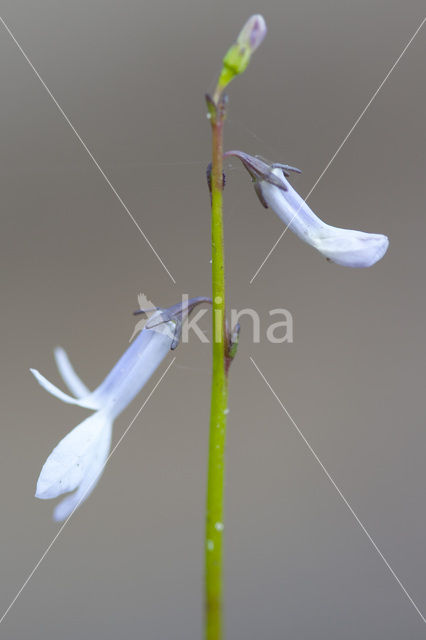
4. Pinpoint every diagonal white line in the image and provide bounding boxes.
[0,15,176,284]
[250,16,426,284]
[250,356,426,625]
[0,357,176,625]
